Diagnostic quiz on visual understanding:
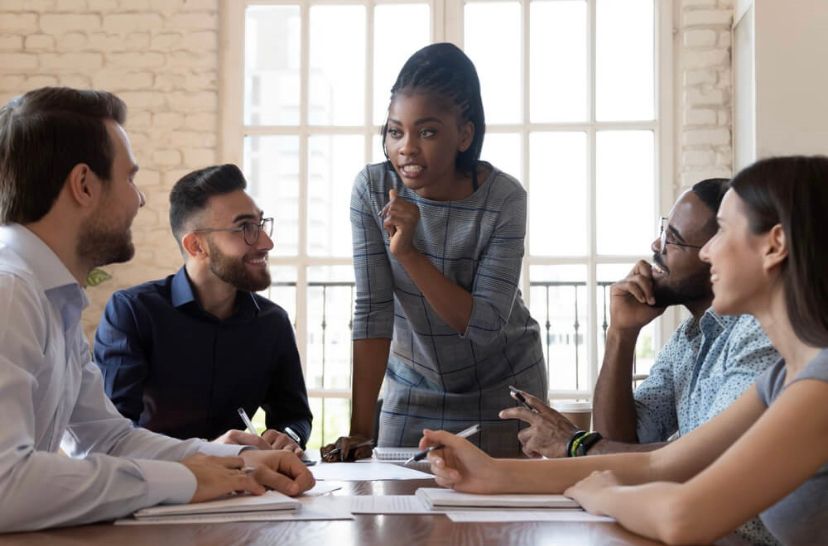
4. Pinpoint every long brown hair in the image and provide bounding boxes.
[731,155,828,347]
